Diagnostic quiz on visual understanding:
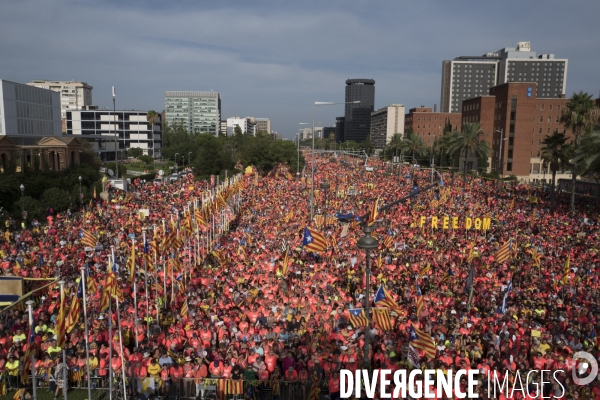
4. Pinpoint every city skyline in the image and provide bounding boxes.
[2,0,599,139]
